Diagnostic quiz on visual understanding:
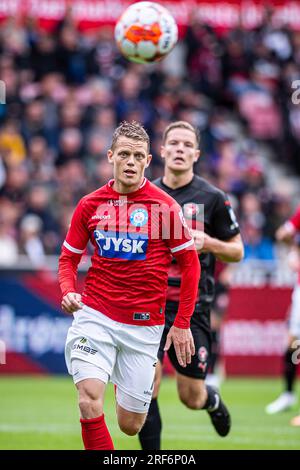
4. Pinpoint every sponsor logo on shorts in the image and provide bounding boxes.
[72,343,97,355]
[198,346,208,372]
[144,390,152,396]
[198,346,208,362]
